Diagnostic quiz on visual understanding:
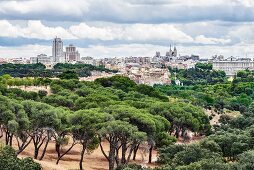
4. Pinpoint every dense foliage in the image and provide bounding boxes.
[0,63,116,78]
[169,63,227,85]
[151,68,254,170]
[0,145,41,170]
